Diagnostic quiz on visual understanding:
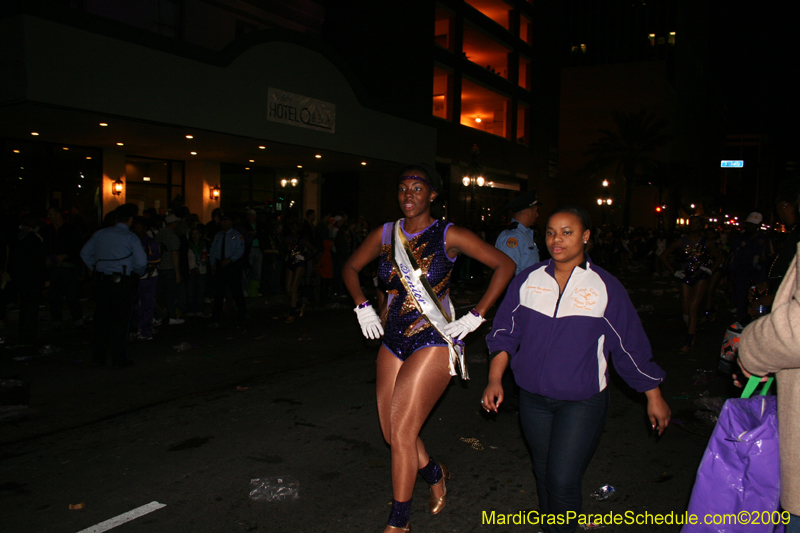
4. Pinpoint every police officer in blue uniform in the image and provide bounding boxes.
[493,190,540,411]
[209,211,248,323]
[495,189,540,275]
[80,203,147,367]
